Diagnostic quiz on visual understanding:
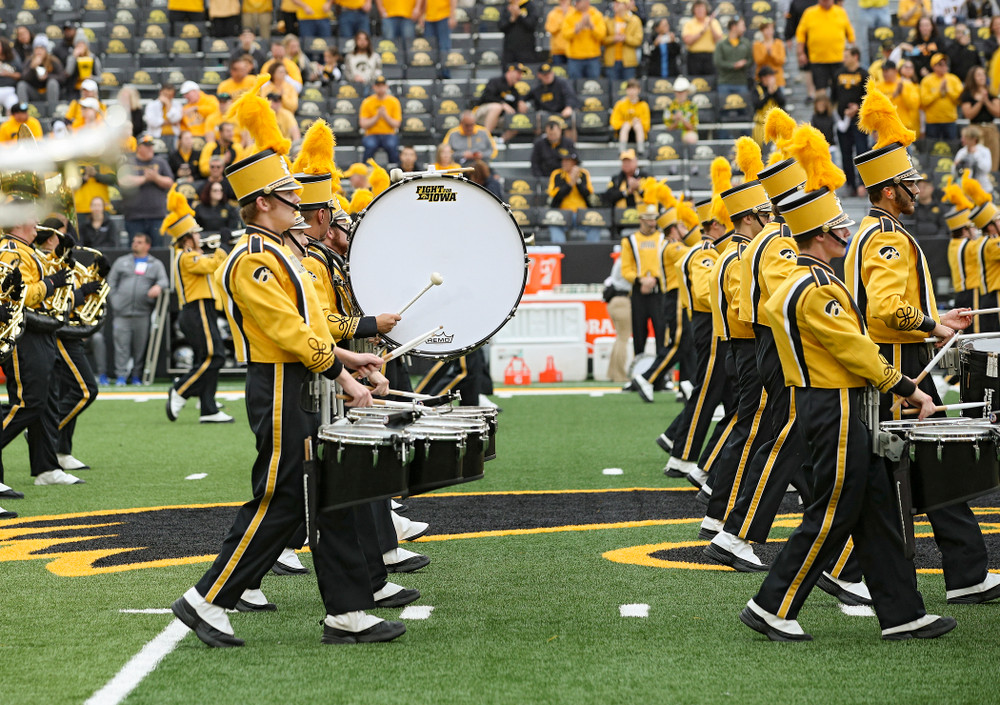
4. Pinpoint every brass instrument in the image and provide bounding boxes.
[0,256,26,362]
[62,246,110,338]
[27,226,75,332]
[200,233,222,251]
